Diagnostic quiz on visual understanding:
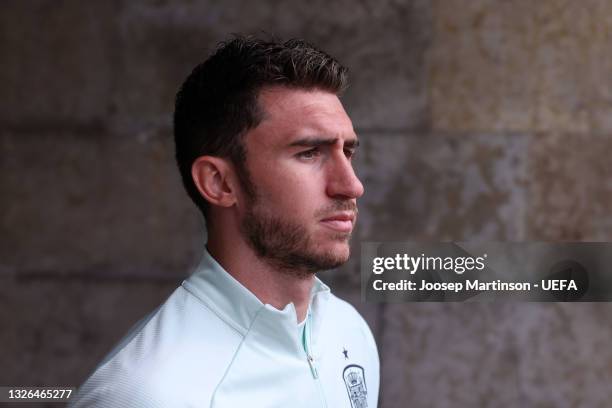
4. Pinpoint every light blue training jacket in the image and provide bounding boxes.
[70,249,380,407]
